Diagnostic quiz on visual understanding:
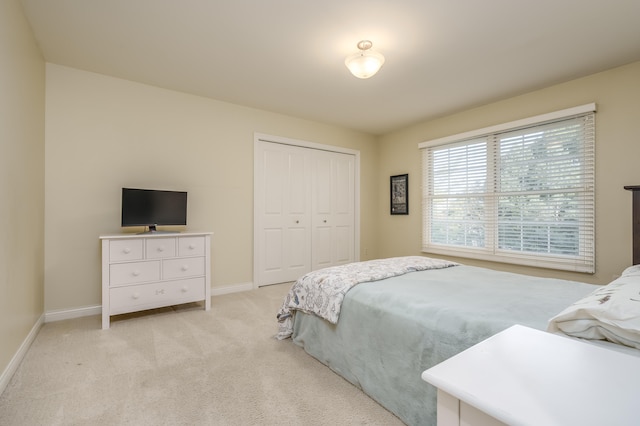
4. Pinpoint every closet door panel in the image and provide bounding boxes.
[313,226,333,269]
[264,229,283,272]
[311,152,332,270]
[263,150,284,214]
[313,154,332,215]
[332,154,355,265]
[334,225,354,264]
[284,147,311,276]
[311,150,355,270]
[288,149,308,214]
[287,226,309,268]
[256,143,311,285]
[260,148,289,284]
[334,156,354,214]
